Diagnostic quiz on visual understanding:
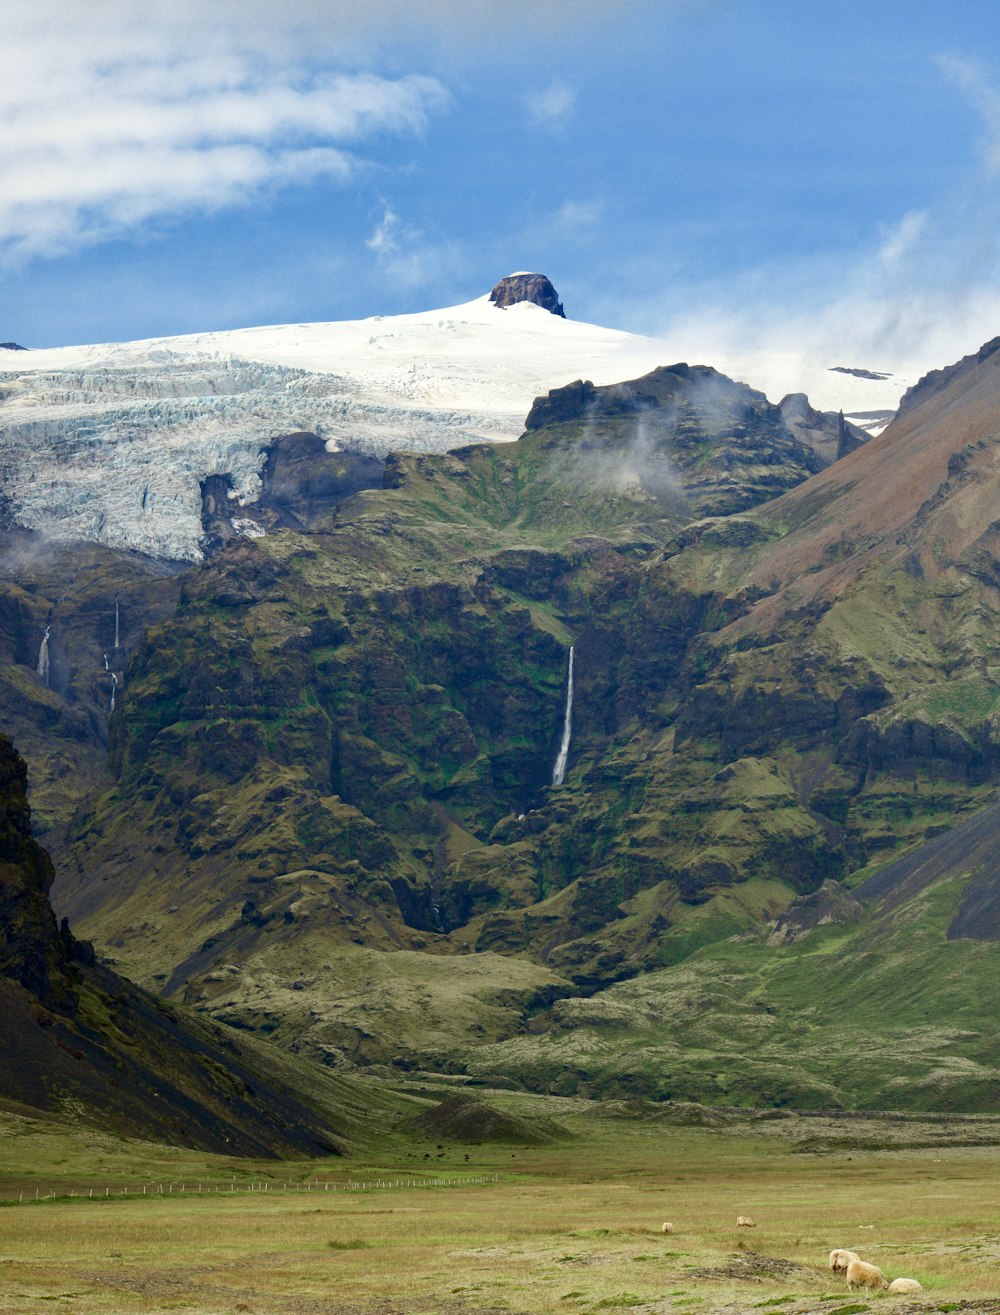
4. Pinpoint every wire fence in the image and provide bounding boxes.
[3,1173,500,1206]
